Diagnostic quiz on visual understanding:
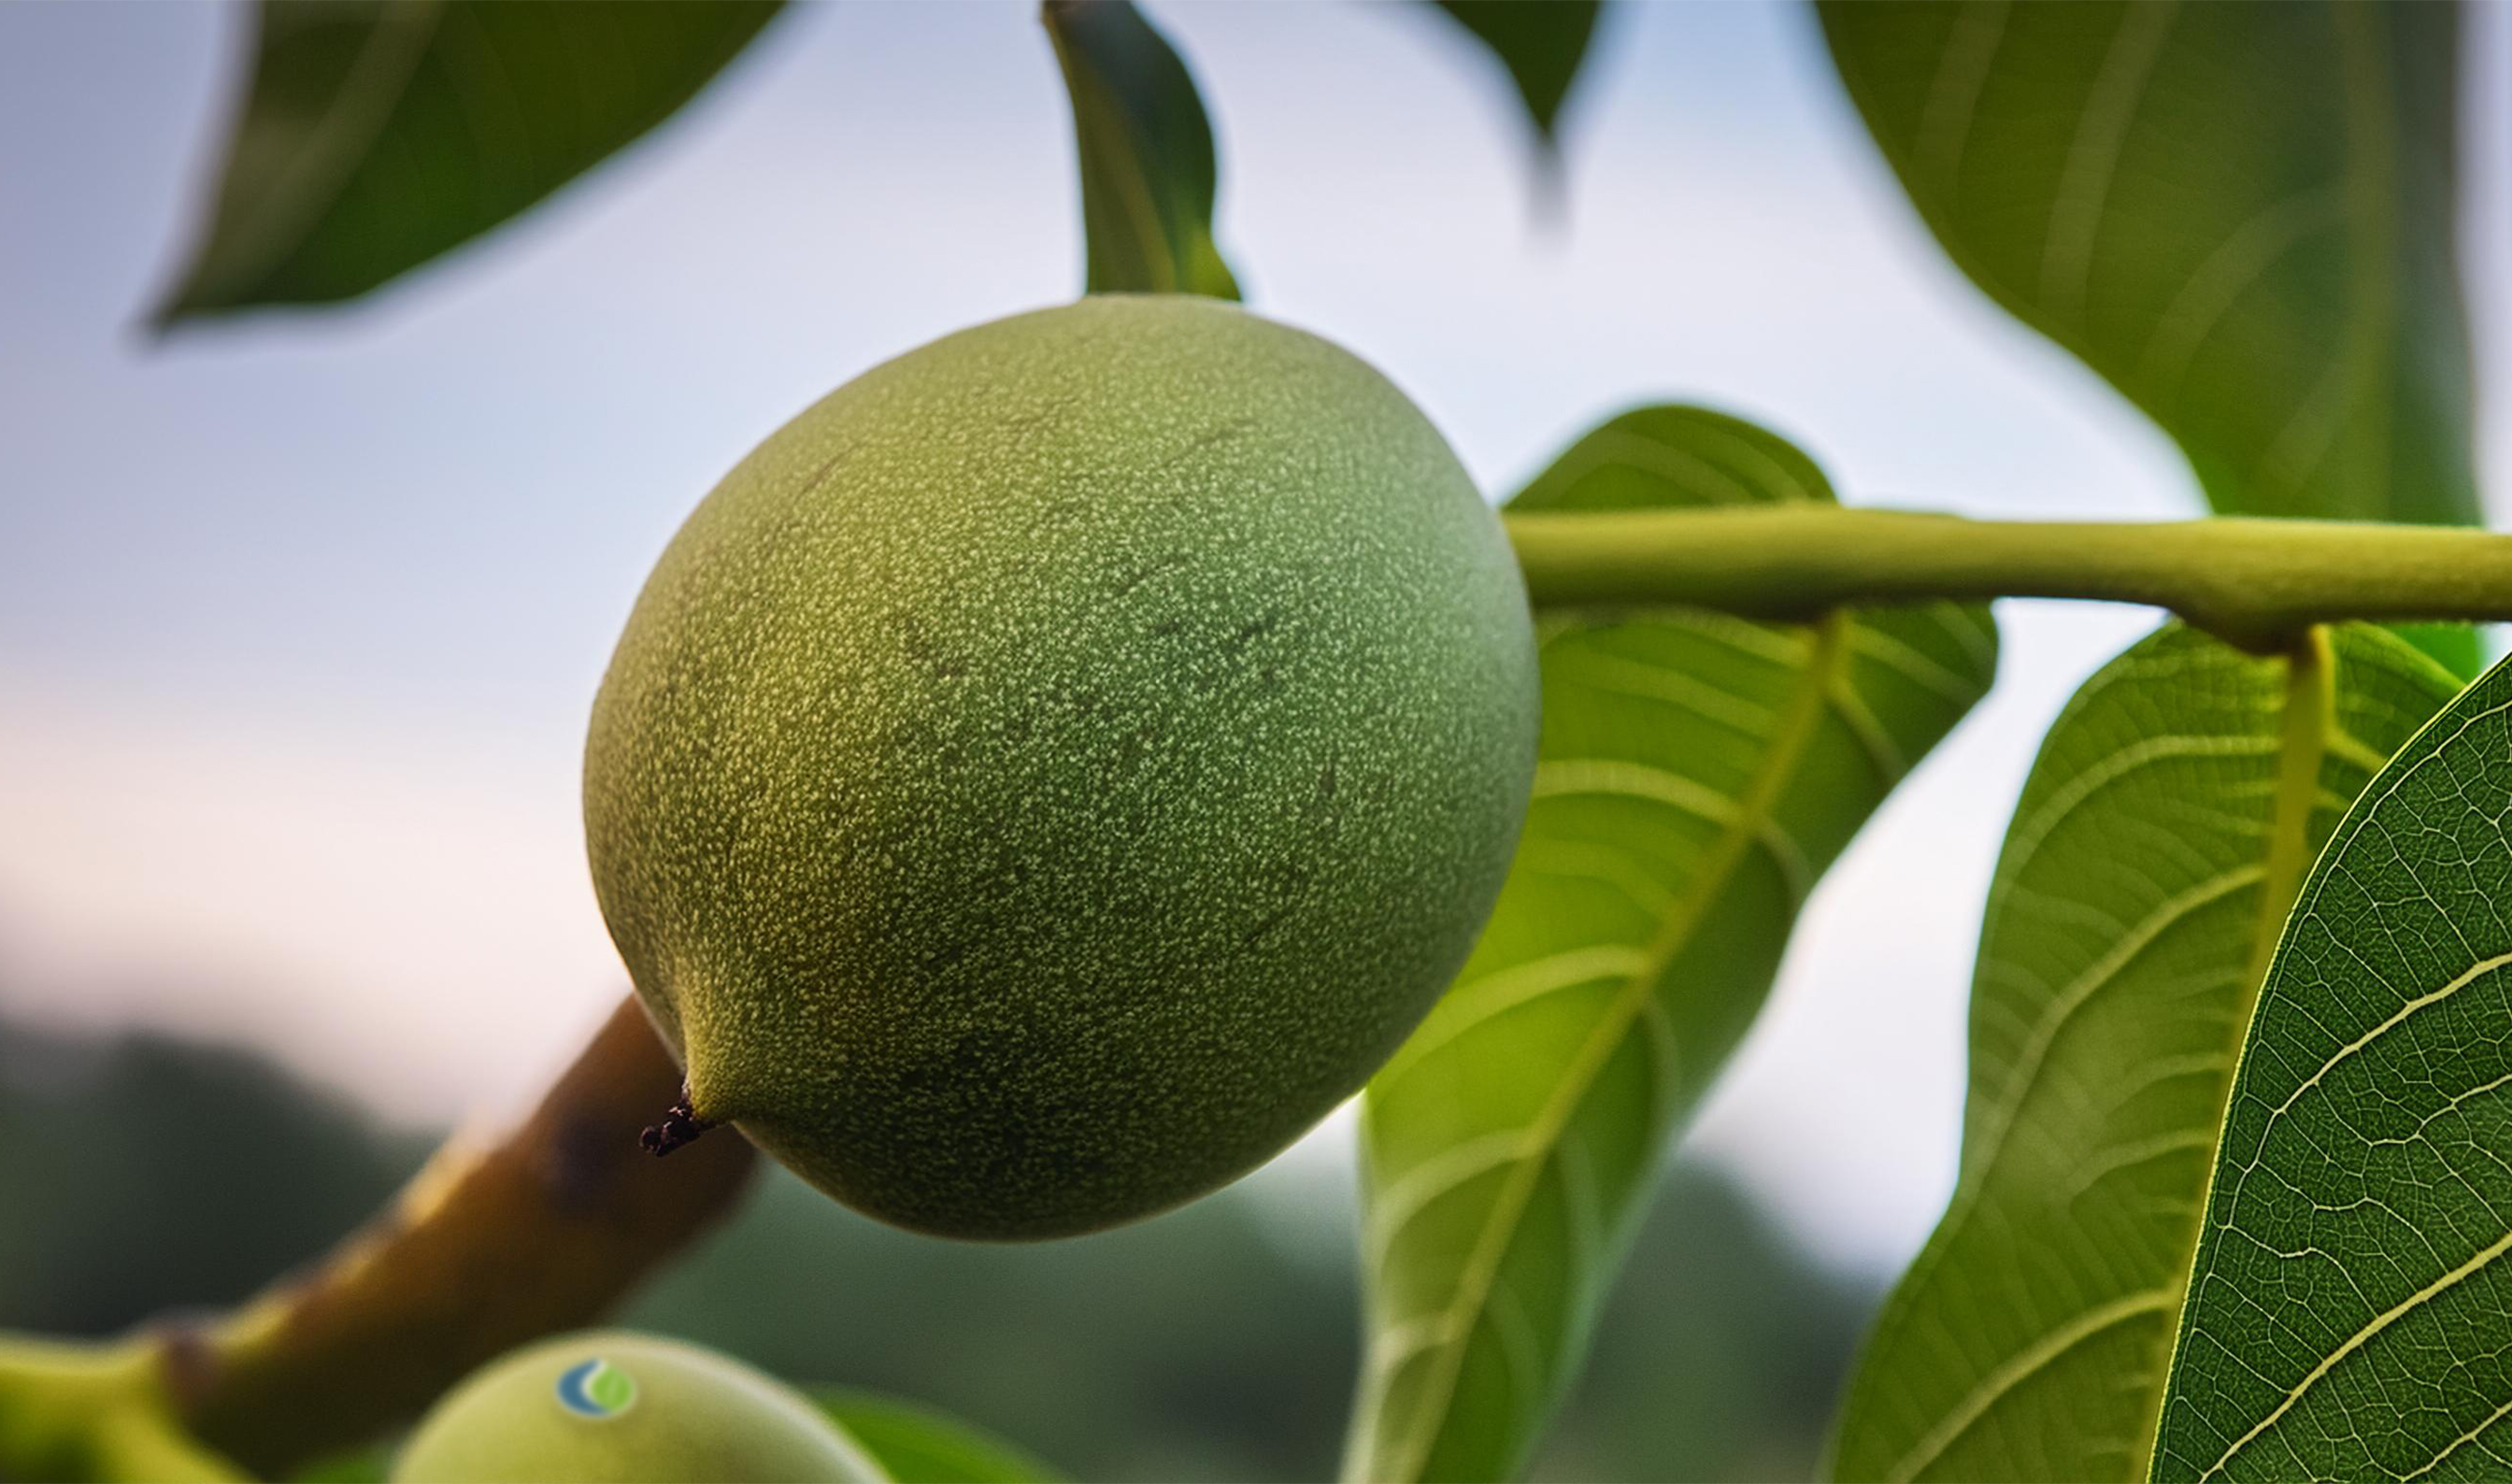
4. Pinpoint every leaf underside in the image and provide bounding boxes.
[1818,0,2480,674]
[1043,0,1240,301]
[2151,650,2512,1480]
[1818,0,2474,529]
[1347,407,1997,1483]
[1829,623,2458,1483]
[156,0,783,321]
